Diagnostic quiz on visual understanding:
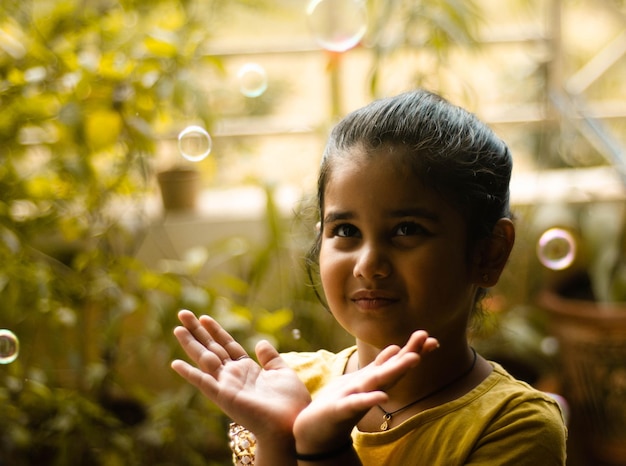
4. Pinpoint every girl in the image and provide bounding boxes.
[171,89,567,465]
